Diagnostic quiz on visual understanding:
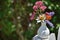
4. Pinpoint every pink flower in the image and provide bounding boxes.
[33,5,38,11]
[40,6,47,11]
[35,1,43,7]
[45,12,49,15]
[30,12,36,20]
